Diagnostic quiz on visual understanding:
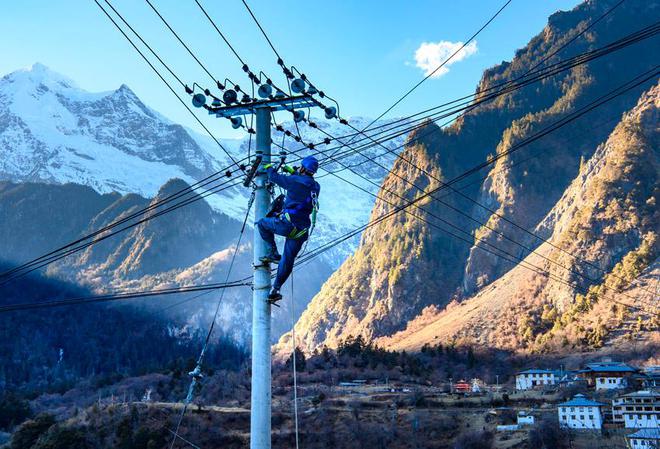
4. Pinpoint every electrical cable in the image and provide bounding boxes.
[325,0,513,158]
[194,0,248,66]
[0,170,244,281]
[2,1,270,284]
[240,0,283,63]
[317,22,660,168]
[275,21,660,166]
[0,280,250,313]
[290,69,660,313]
[94,0,240,166]
[269,27,660,297]
[290,272,300,449]
[51,0,656,318]
[103,0,186,88]
[0,177,242,286]
[167,191,254,449]
[144,0,218,84]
